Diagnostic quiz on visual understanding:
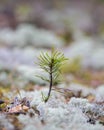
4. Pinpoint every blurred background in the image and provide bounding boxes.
[0,0,104,88]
